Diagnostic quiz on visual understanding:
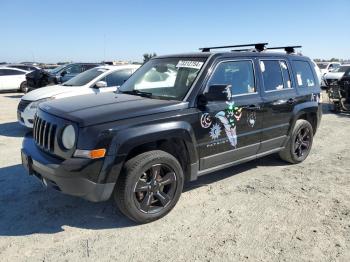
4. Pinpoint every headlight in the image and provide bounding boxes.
[30,97,55,109]
[61,125,76,150]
